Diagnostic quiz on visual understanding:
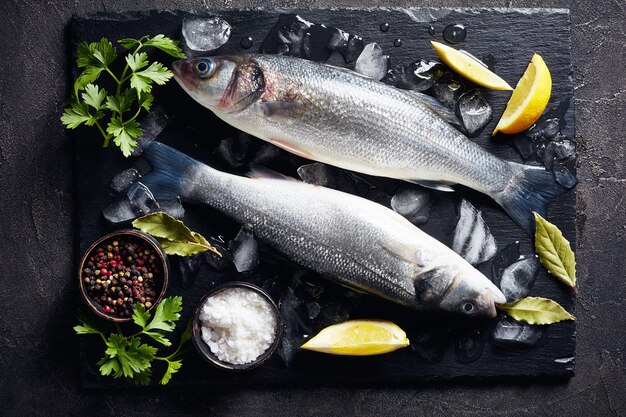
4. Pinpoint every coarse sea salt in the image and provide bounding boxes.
[199,287,278,365]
